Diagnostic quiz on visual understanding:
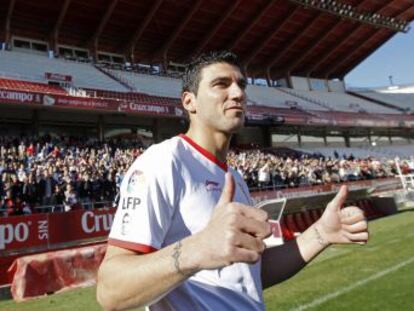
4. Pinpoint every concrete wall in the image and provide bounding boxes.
[291,76,310,91]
